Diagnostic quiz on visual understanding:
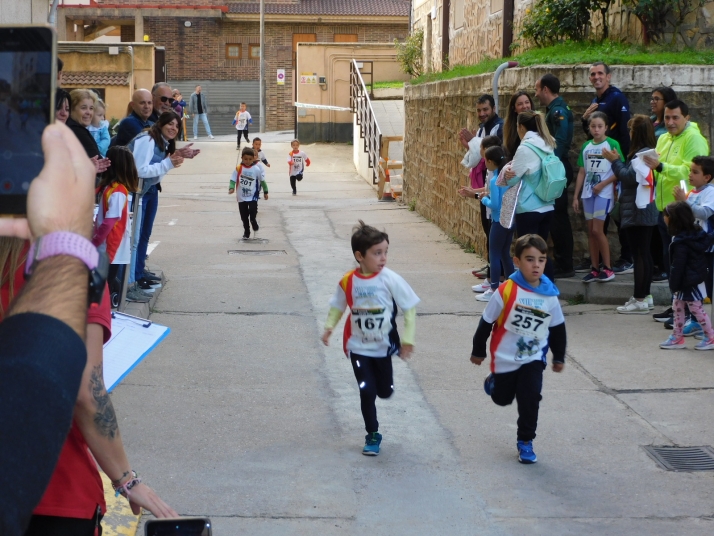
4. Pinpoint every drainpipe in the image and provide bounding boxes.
[48,0,60,25]
[492,61,518,112]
